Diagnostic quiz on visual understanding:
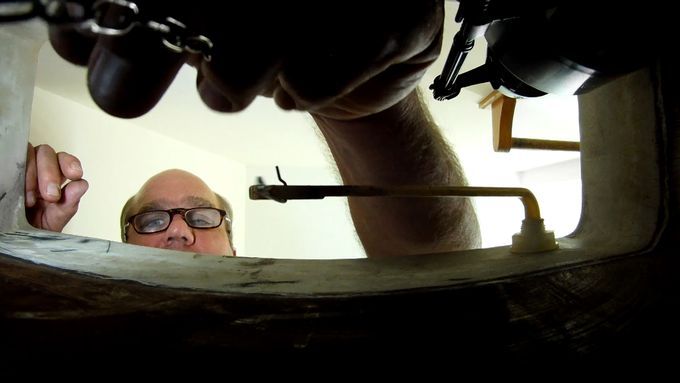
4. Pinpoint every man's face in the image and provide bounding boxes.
[126,170,234,256]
